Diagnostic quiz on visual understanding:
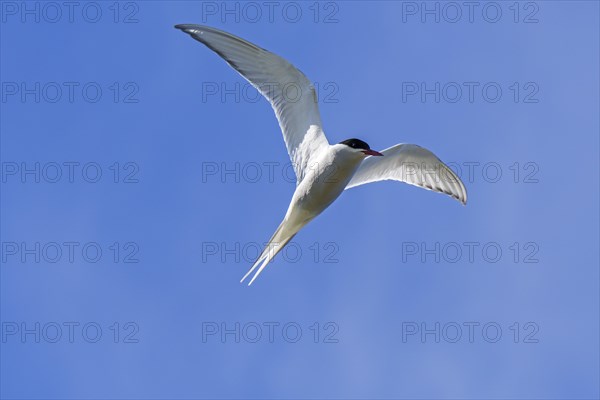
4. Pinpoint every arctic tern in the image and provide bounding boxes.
[175,24,467,285]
